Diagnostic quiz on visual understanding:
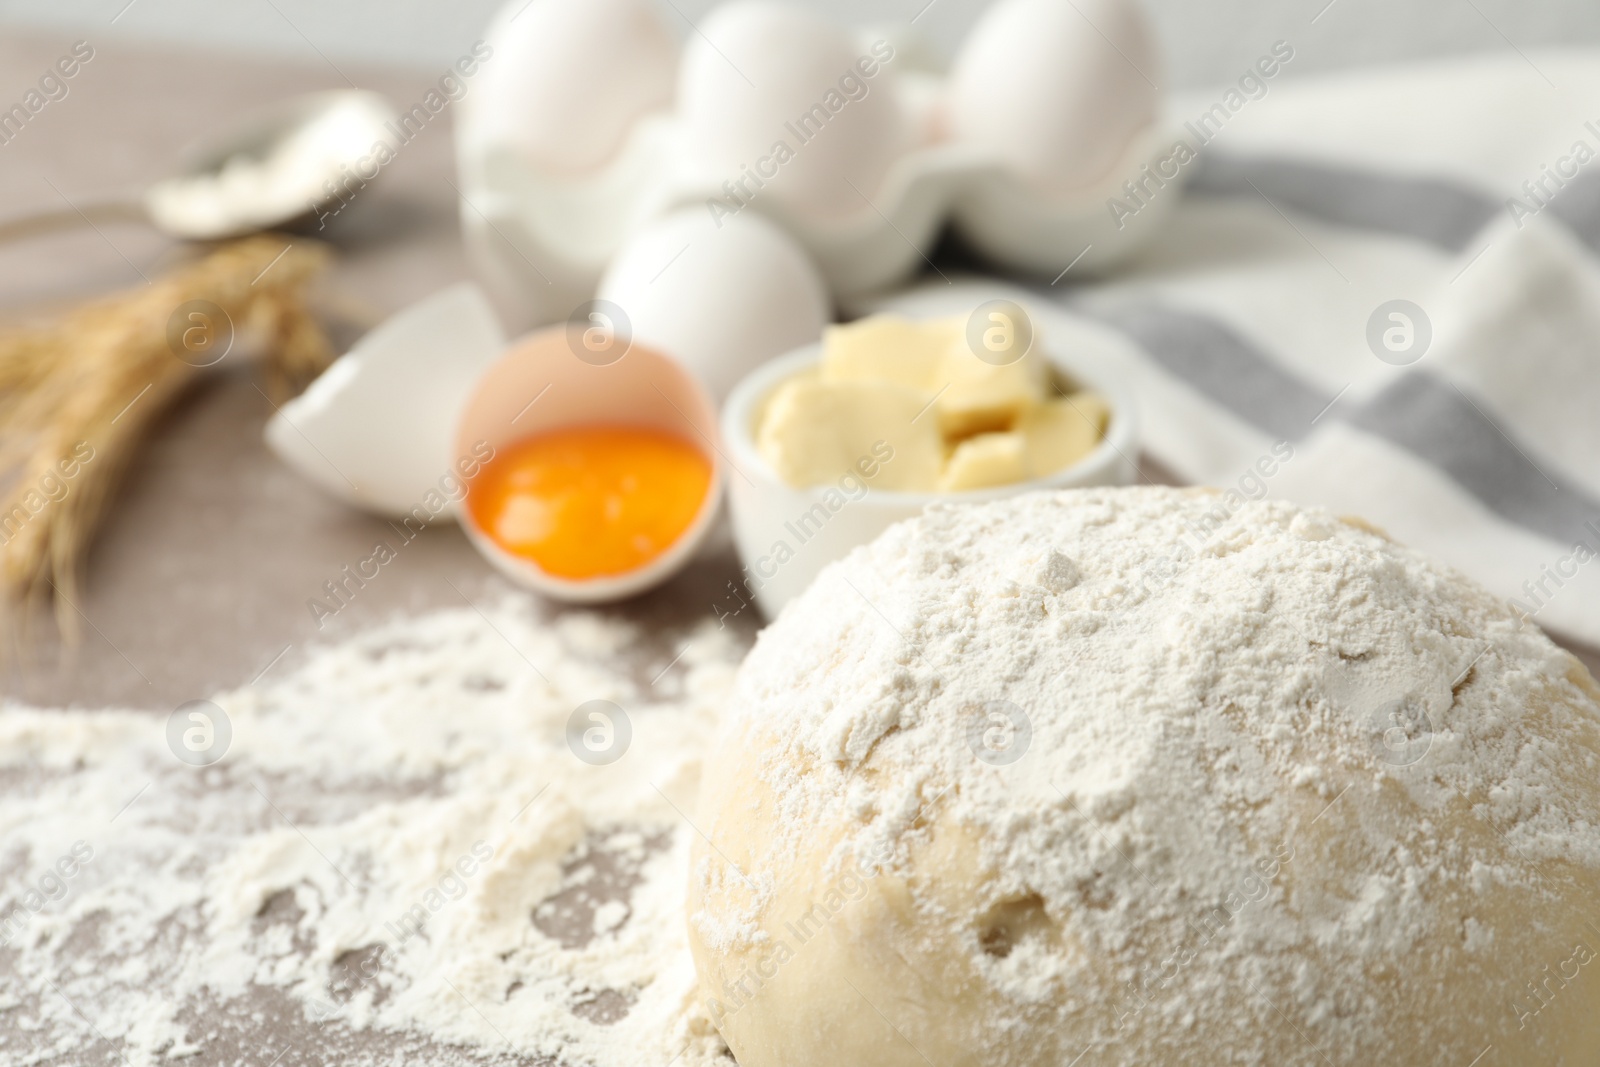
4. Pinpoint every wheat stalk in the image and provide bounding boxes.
[0,235,334,640]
